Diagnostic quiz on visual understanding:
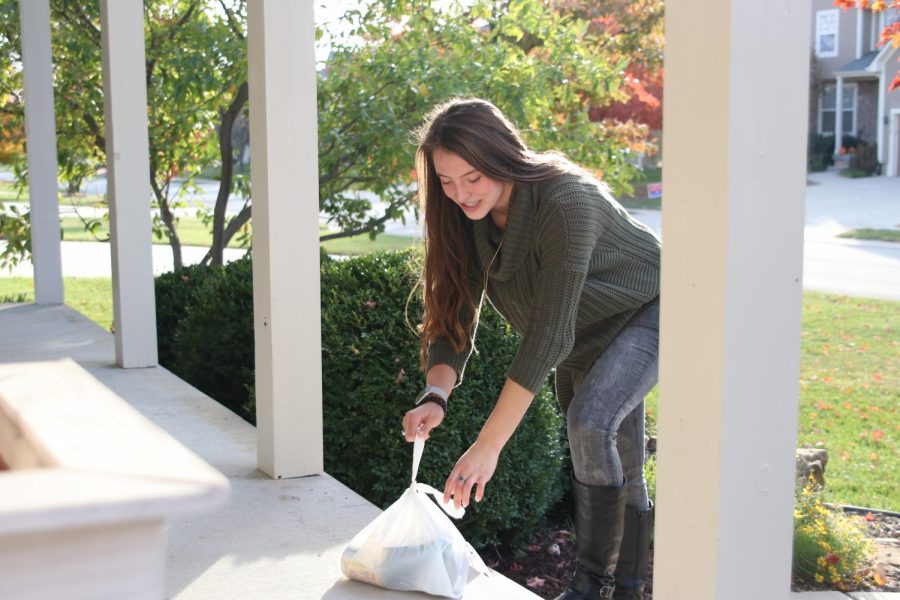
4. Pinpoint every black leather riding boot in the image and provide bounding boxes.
[554,475,627,600]
[612,502,653,599]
